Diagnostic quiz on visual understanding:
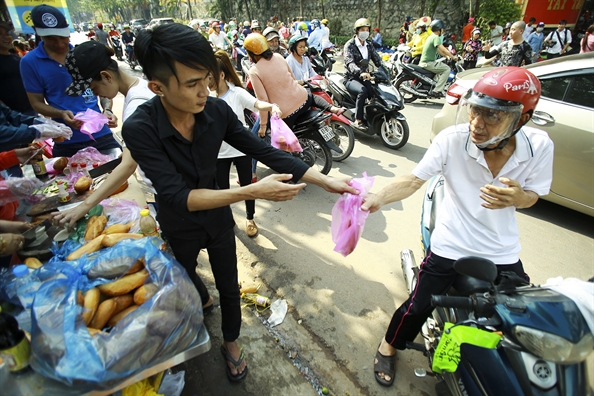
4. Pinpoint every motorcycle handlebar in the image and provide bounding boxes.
[431,295,474,310]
